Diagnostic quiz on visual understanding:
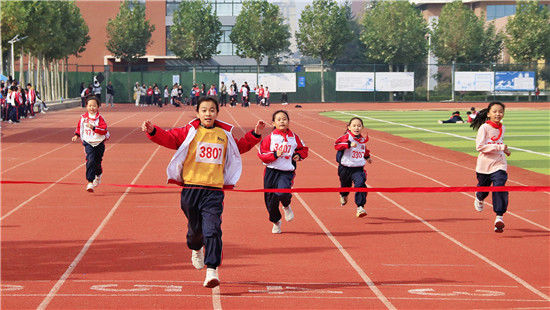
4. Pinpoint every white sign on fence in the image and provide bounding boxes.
[336,72,375,92]
[455,71,494,91]
[376,72,415,92]
[219,73,296,93]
